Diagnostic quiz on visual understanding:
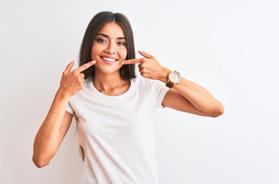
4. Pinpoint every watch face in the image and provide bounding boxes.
[169,71,181,83]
